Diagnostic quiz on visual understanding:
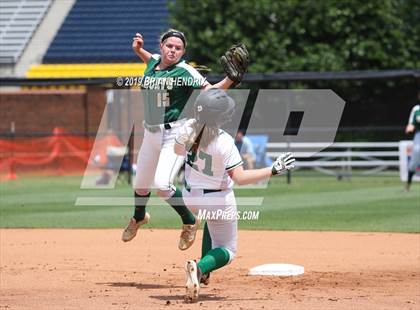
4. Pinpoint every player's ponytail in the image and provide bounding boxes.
[187,121,218,153]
